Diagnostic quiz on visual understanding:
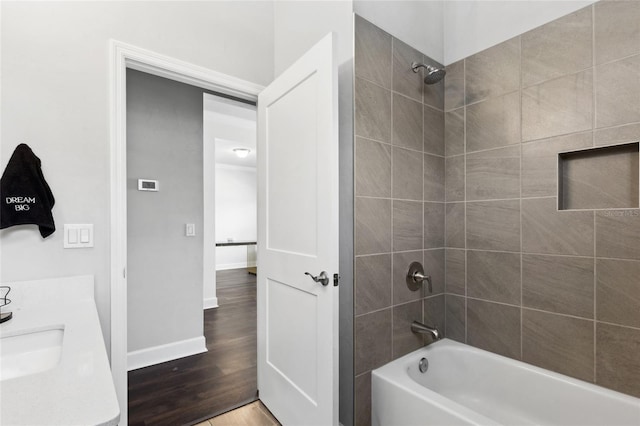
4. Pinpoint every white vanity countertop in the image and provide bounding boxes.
[0,276,120,426]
